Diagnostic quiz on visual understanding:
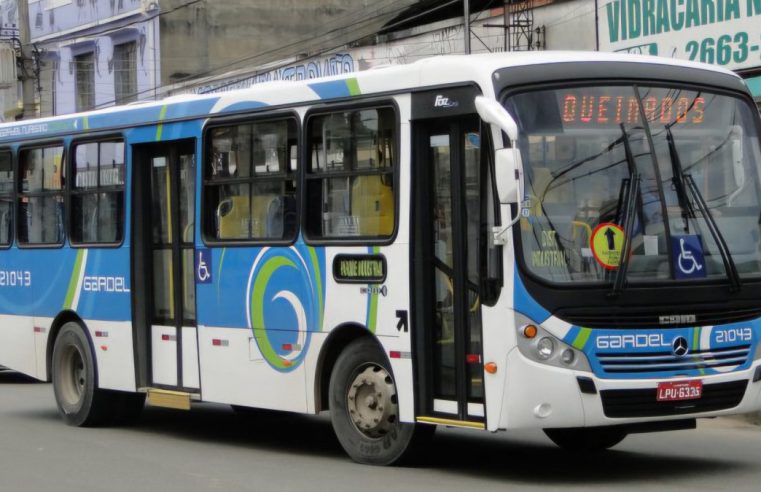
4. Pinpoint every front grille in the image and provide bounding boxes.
[600,380,748,418]
[597,345,752,374]
[556,306,761,329]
